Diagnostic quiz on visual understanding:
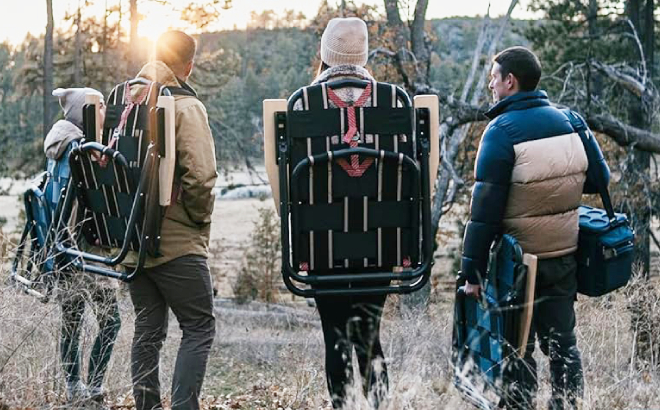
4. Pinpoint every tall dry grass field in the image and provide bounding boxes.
[0,197,659,409]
